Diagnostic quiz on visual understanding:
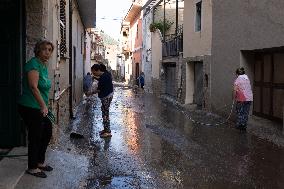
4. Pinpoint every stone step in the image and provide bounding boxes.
[0,147,27,189]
